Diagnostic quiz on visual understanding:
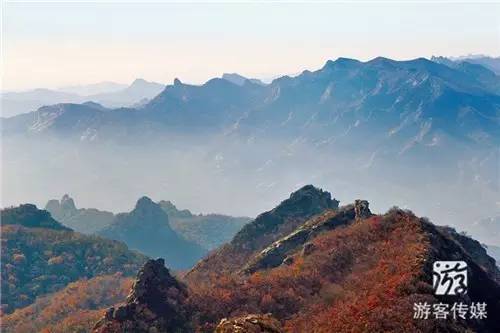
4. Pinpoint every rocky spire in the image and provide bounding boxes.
[93,258,190,333]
